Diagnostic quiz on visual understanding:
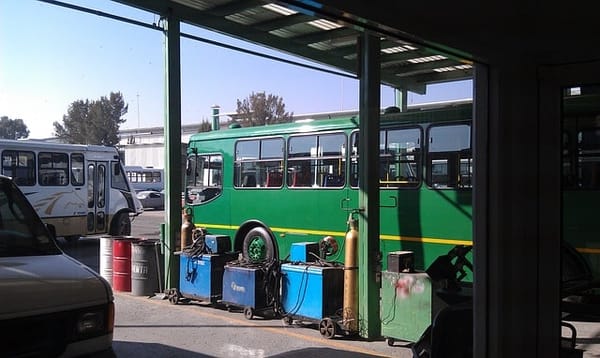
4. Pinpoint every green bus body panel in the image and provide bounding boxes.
[563,190,600,276]
[187,103,473,275]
